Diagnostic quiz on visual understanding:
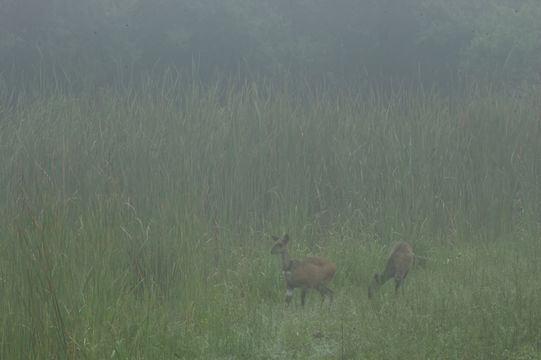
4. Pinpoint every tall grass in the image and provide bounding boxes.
[0,79,540,359]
